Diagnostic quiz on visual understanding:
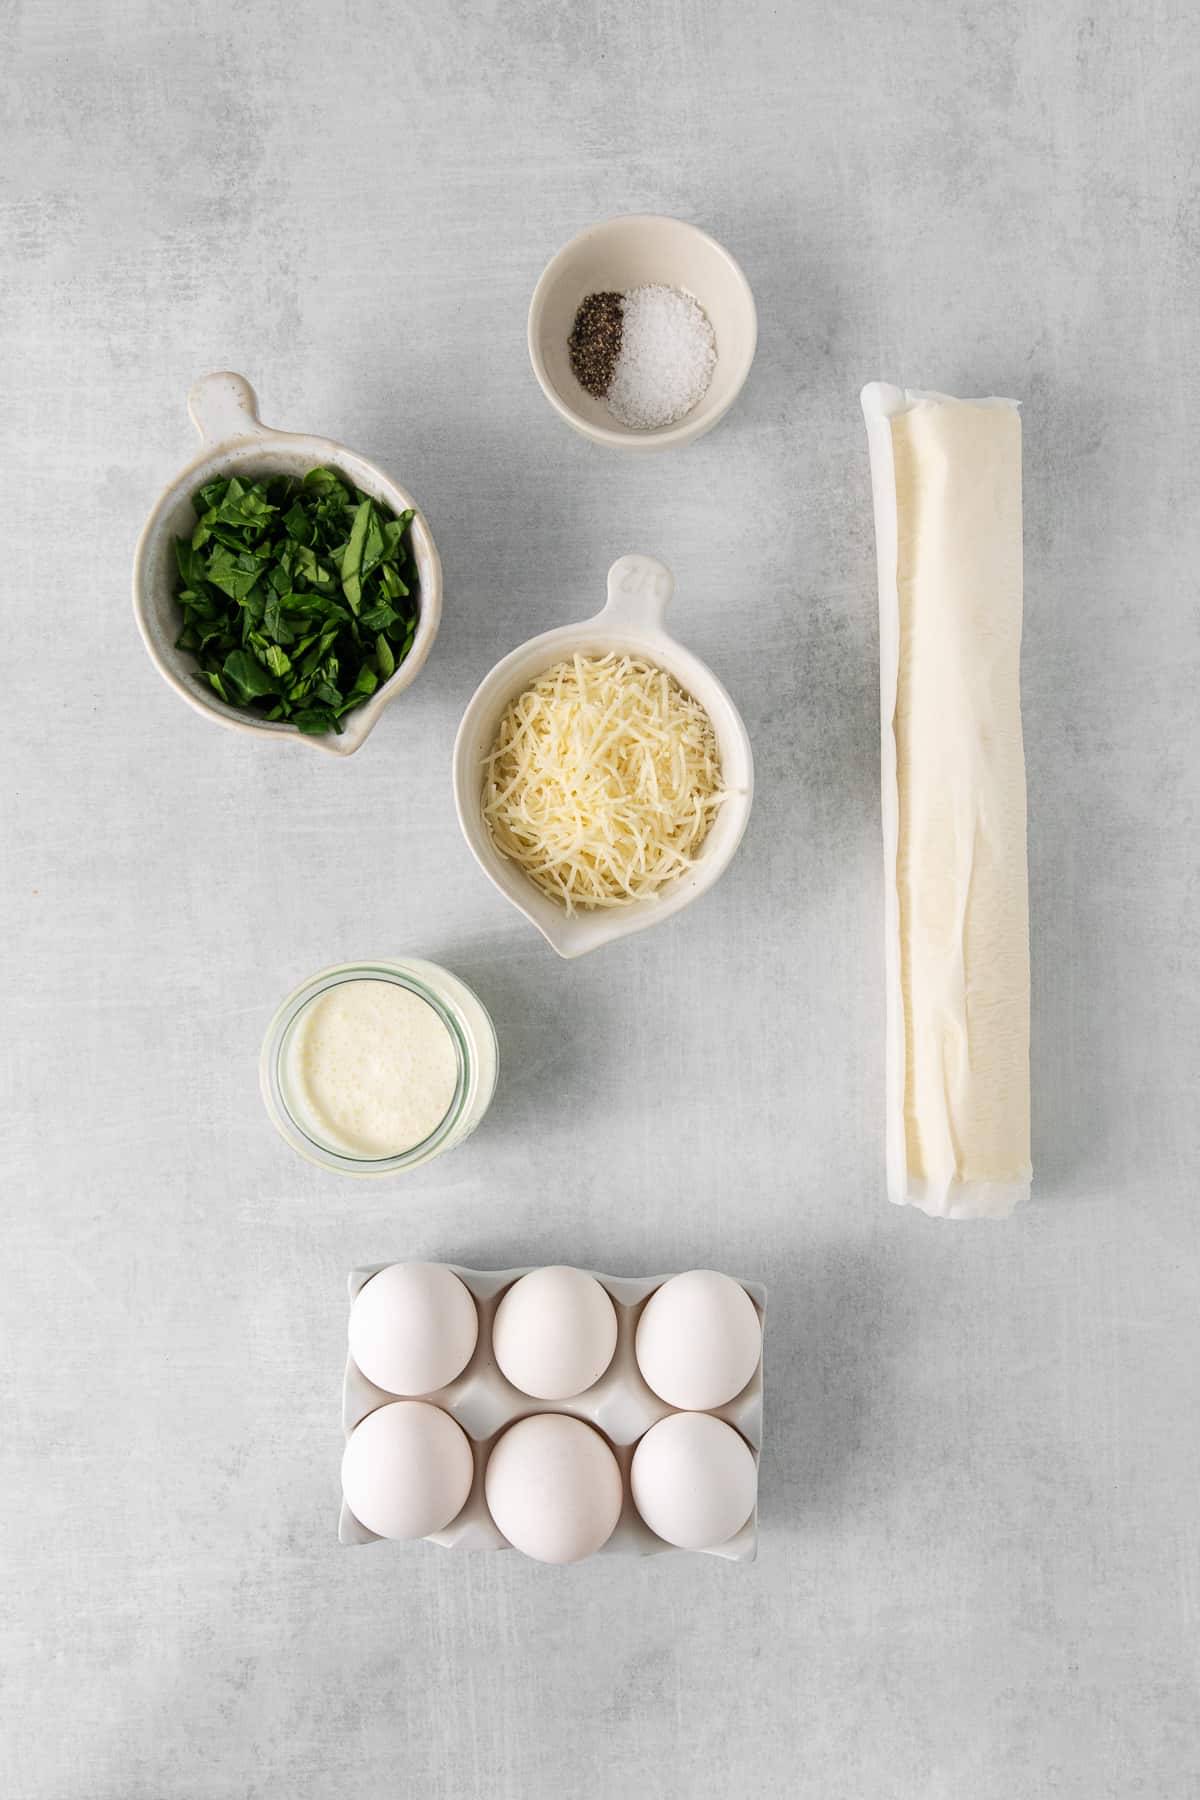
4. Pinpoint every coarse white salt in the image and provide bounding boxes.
[605,285,717,430]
